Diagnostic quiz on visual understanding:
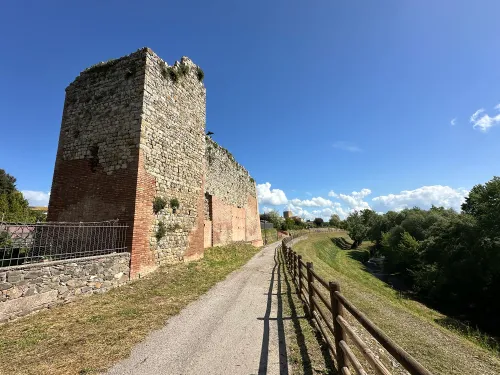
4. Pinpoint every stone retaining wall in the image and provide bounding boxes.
[0,253,130,322]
